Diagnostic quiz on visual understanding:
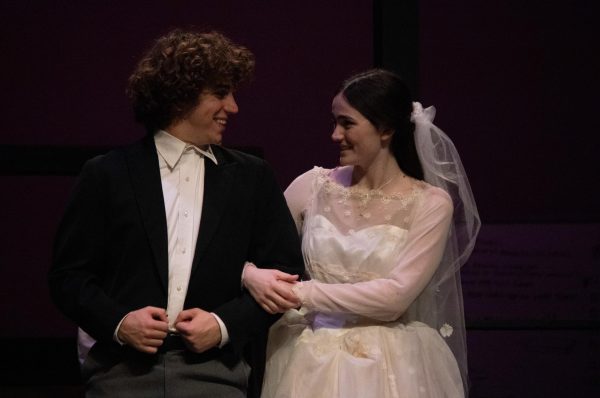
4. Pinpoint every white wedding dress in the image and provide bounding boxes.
[261,167,465,398]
